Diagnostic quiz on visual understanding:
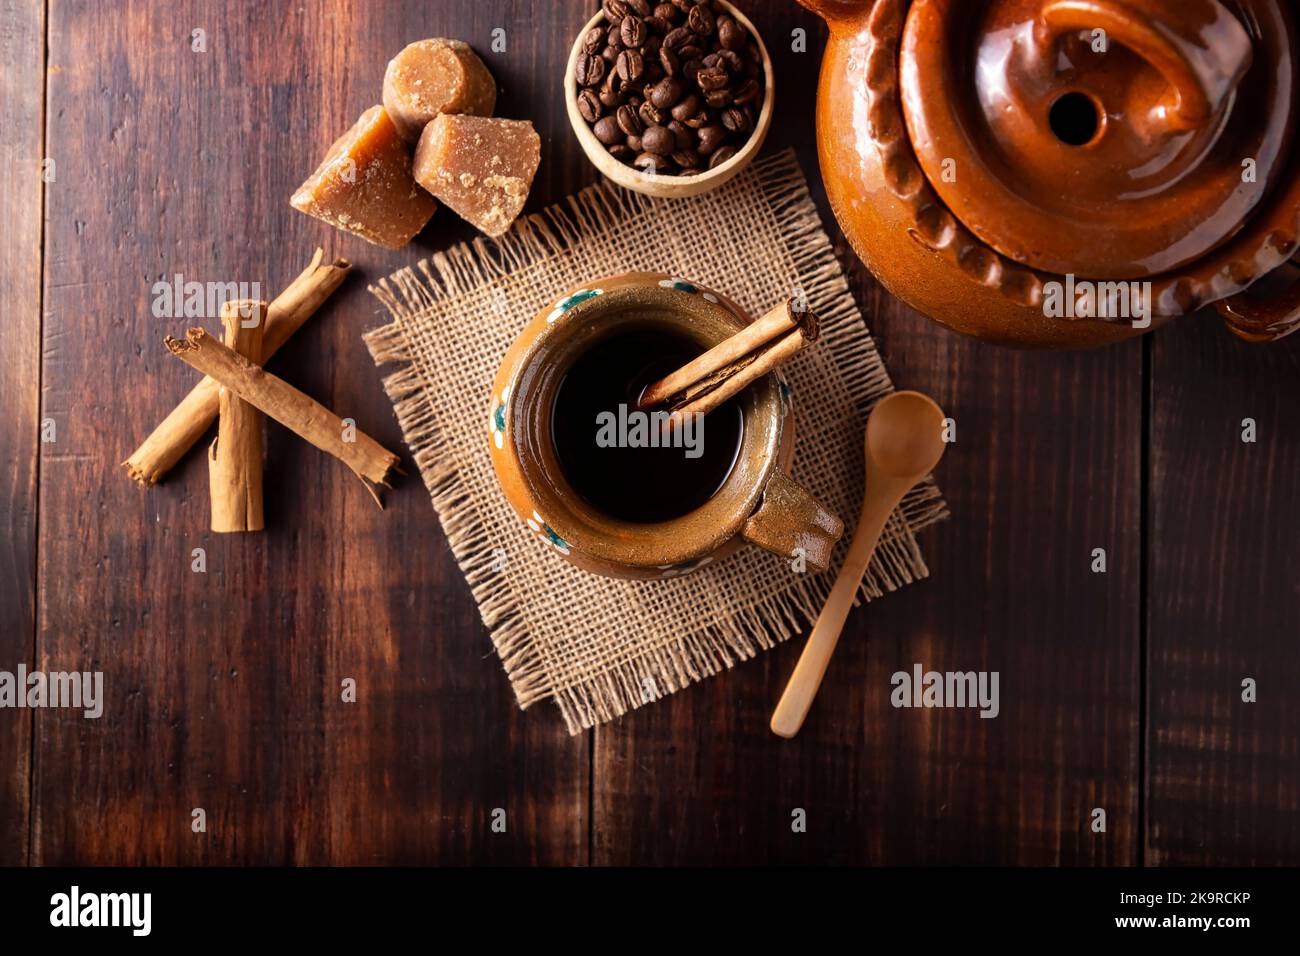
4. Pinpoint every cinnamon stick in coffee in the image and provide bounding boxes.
[165,328,400,506]
[208,300,266,532]
[123,249,351,485]
[640,298,819,418]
